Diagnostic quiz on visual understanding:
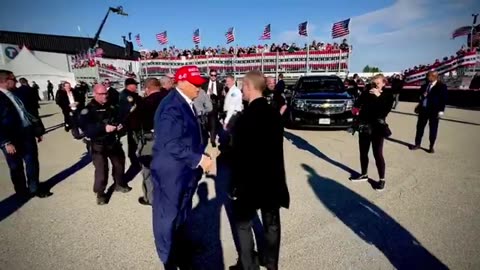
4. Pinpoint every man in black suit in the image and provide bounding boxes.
[391,74,404,109]
[202,69,224,147]
[230,70,290,270]
[47,80,54,101]
[0,70,51,198]
[275,72,285,94]
[17,78,40,117]
[410,71,447,153]
[104,79,119,106]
